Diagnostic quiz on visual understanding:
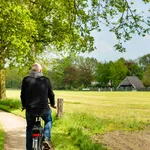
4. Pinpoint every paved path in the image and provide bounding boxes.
[0,110,26,150]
